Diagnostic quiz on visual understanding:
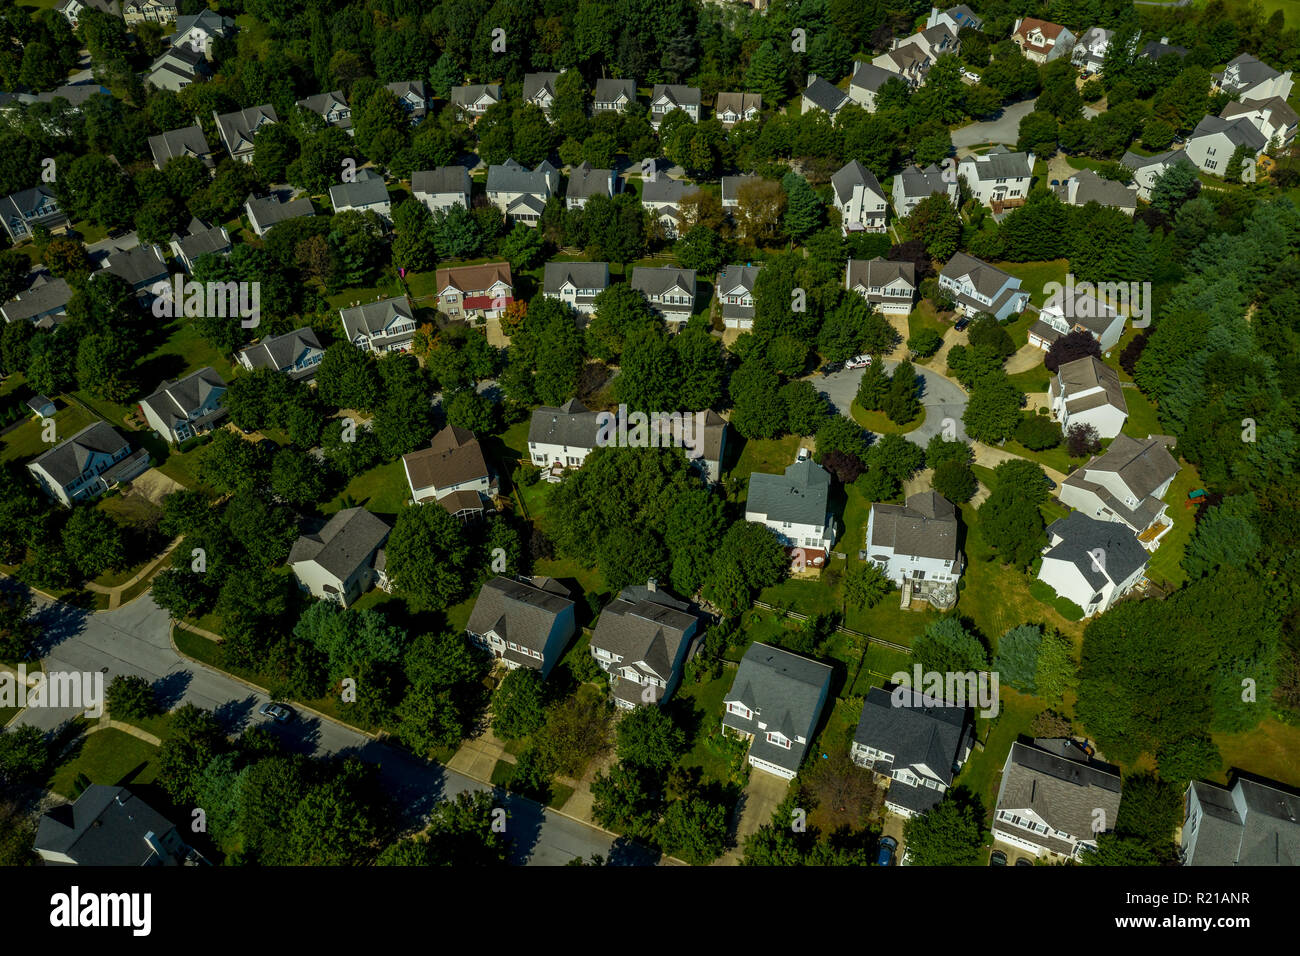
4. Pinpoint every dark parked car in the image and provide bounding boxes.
[877,836,898,866]
[990,850,1007,866]
[1044,476,1057,491]
[1015,858,1033,866]
[821,361,844,376]
[258,702,294,724]
[954,315,972,332]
